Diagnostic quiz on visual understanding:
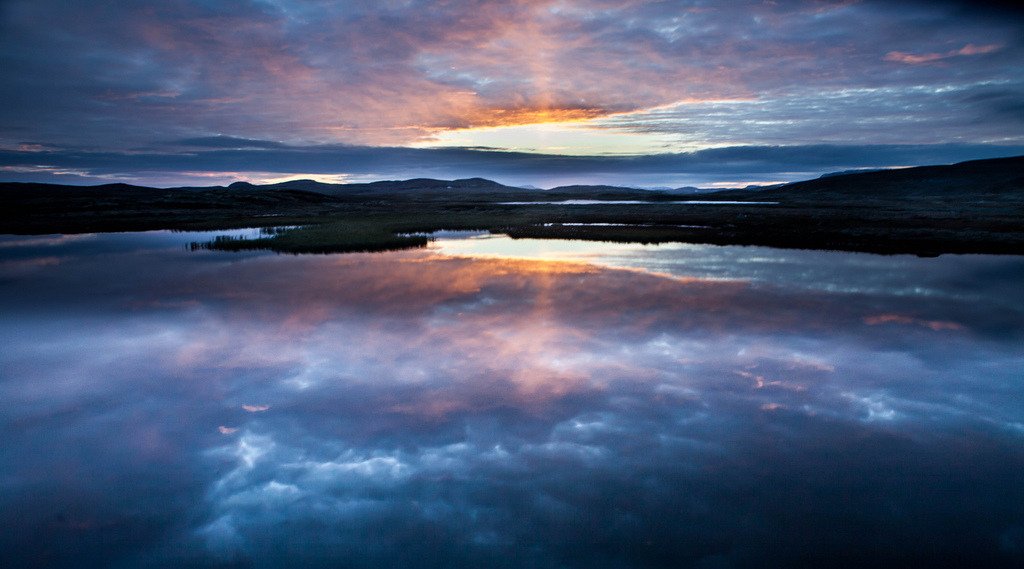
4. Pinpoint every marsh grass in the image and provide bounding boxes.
[192,221,430,254]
